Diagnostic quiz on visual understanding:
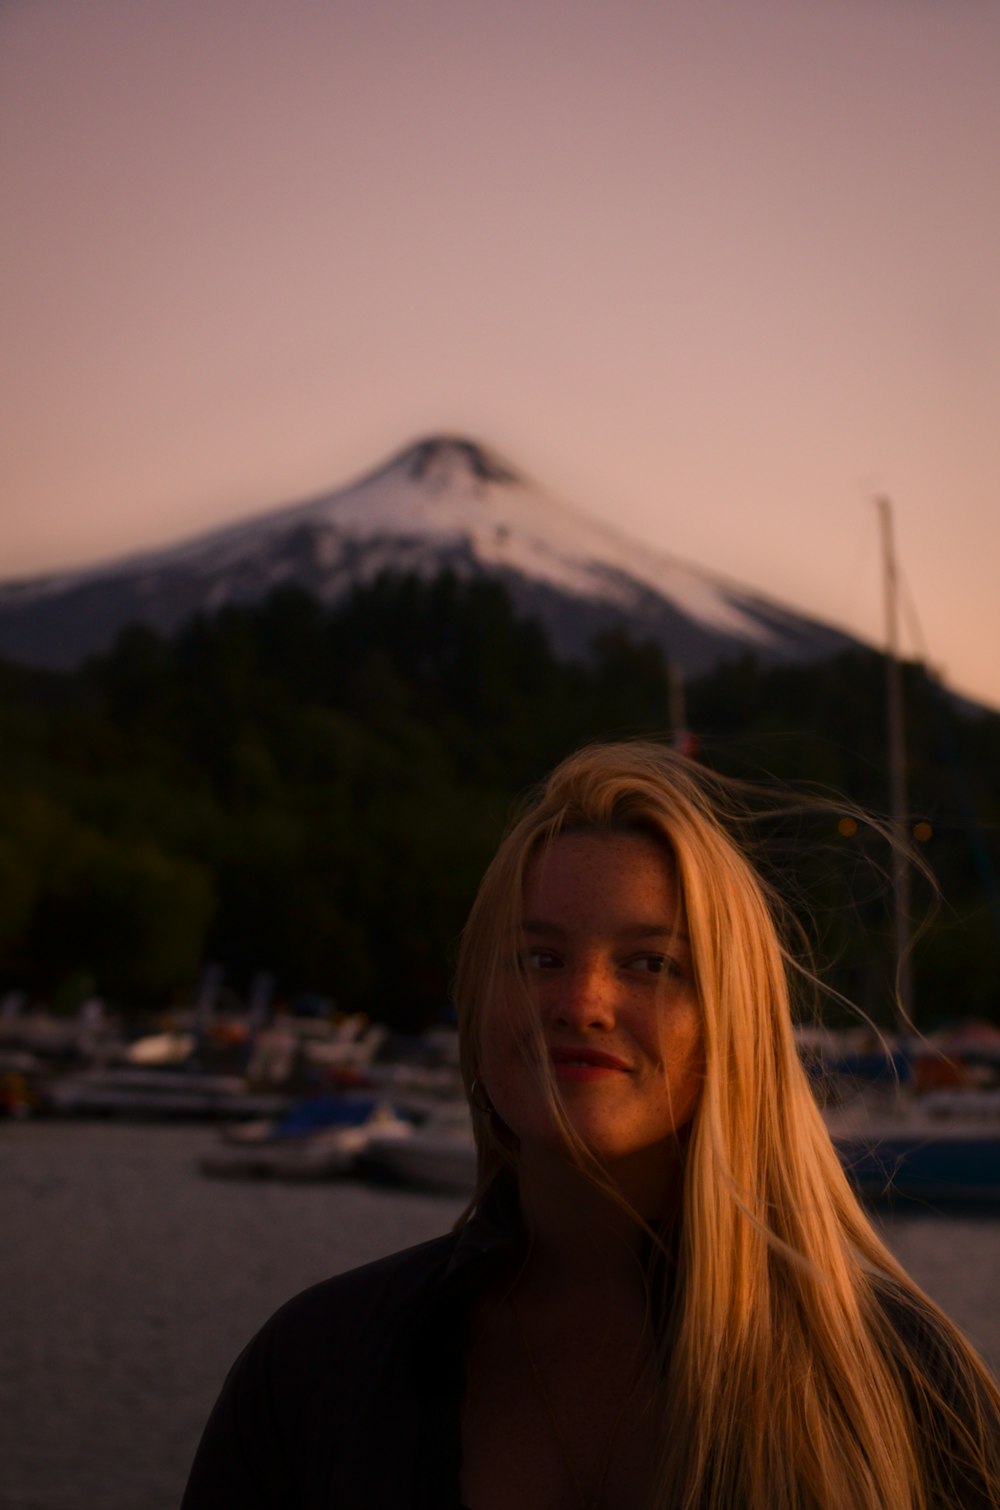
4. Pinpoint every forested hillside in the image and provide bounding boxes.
[1,572,997,1030]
